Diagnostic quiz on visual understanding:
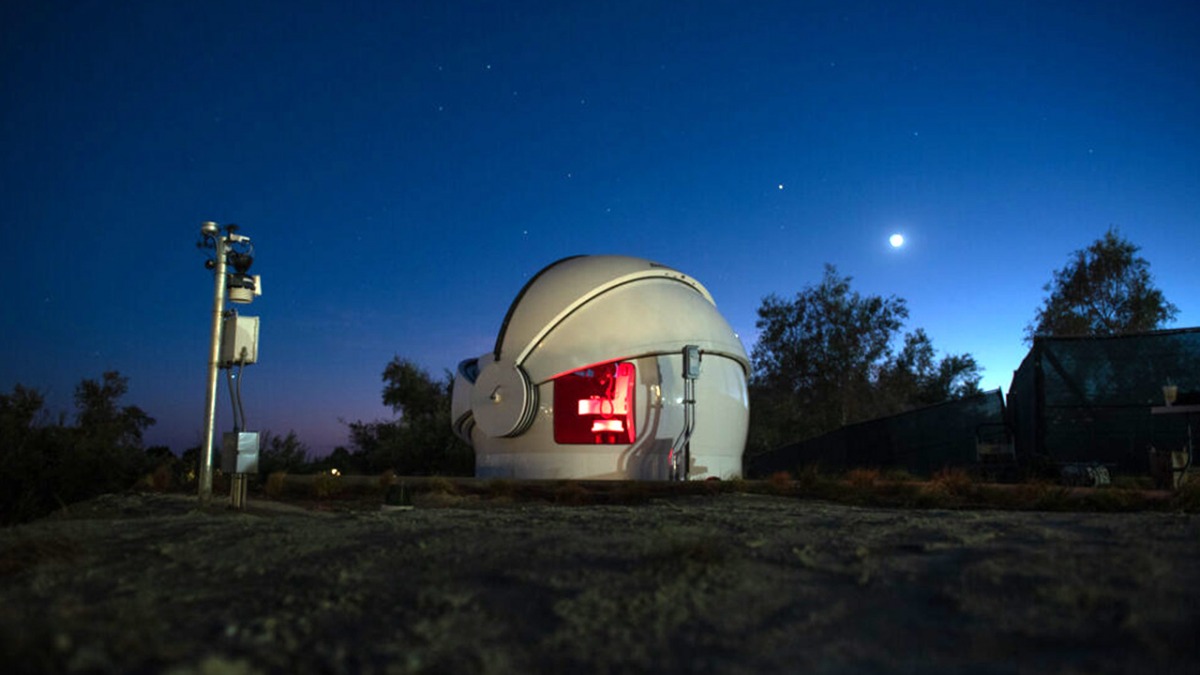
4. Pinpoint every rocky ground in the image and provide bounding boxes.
[1,490,1198,674]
